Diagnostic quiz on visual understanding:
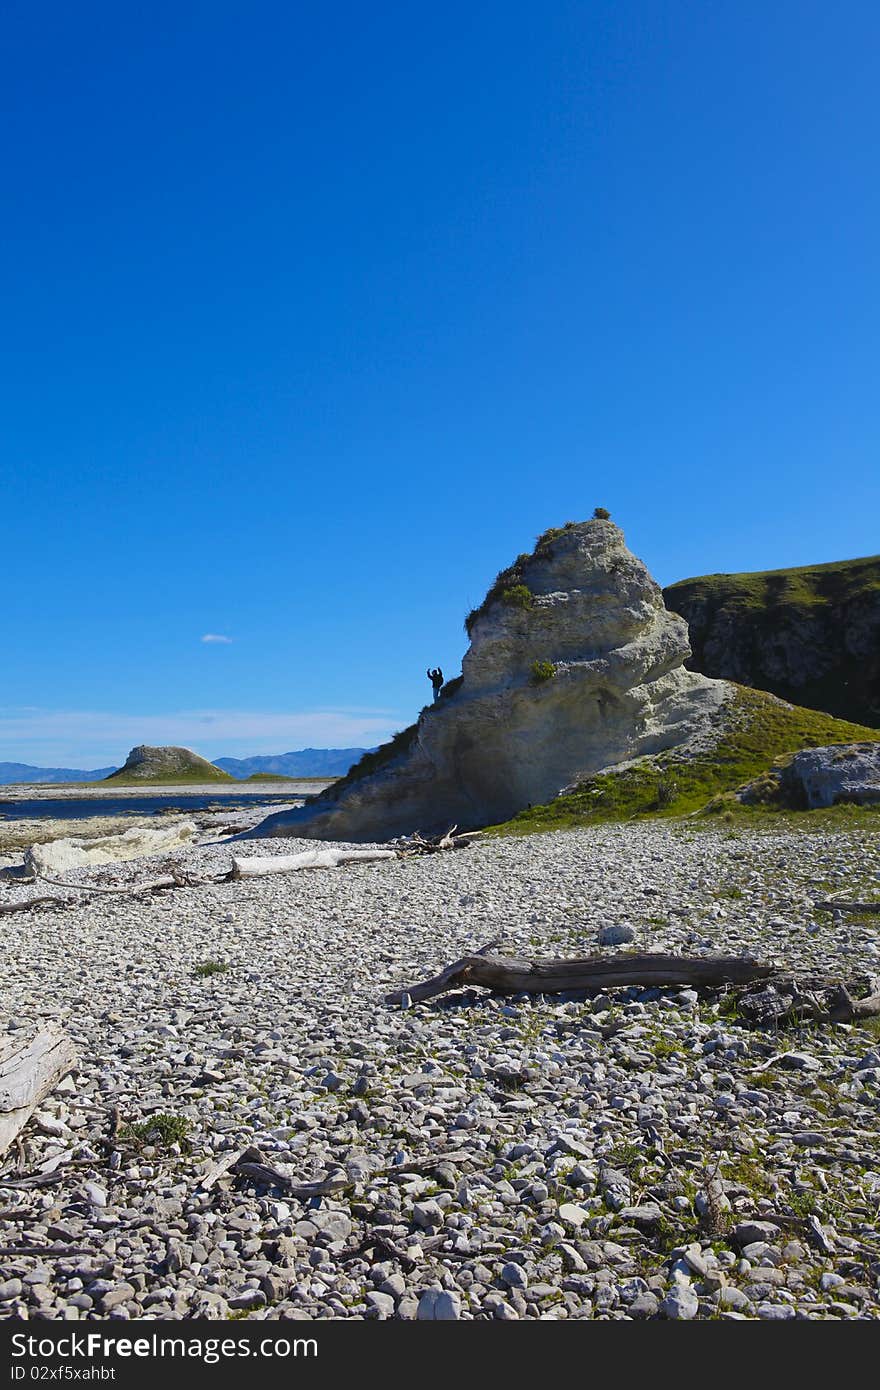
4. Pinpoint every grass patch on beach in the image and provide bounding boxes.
[488,687,880,836]
[193,959,230,978]
[121,1113,191,1150]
